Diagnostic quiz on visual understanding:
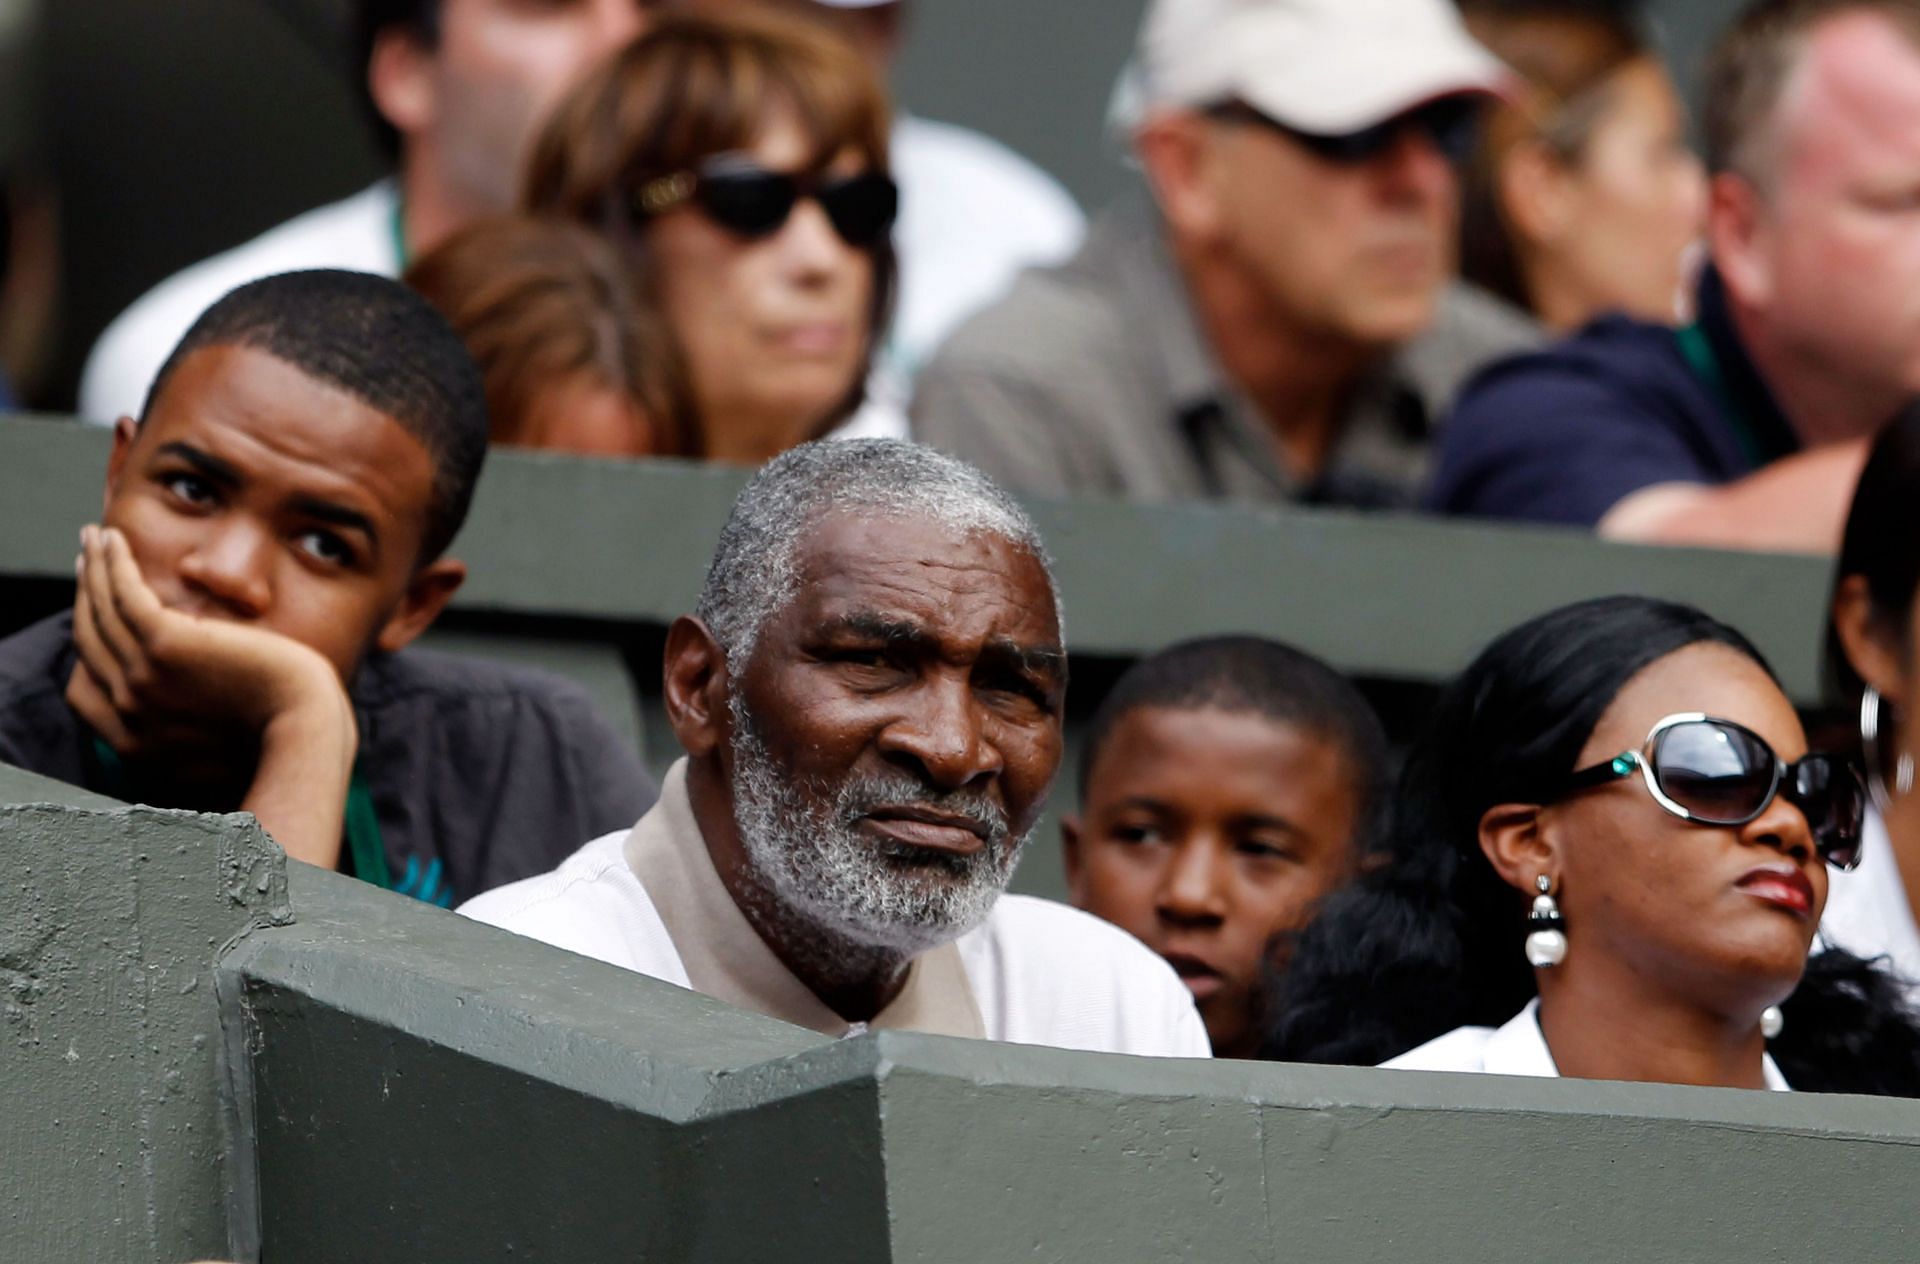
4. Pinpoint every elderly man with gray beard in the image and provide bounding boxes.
[462,440,1211,1054]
